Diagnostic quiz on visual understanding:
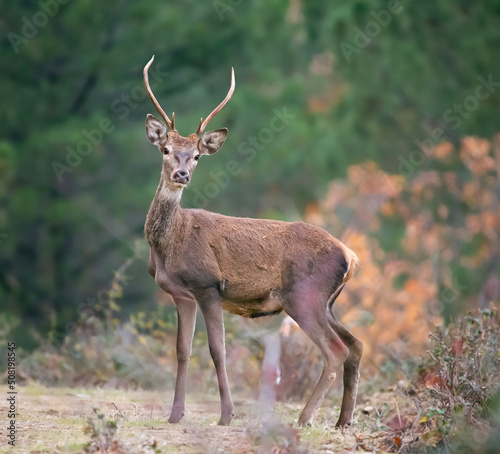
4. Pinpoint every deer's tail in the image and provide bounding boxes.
[327,245,359,310]
[341,247,359,285]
